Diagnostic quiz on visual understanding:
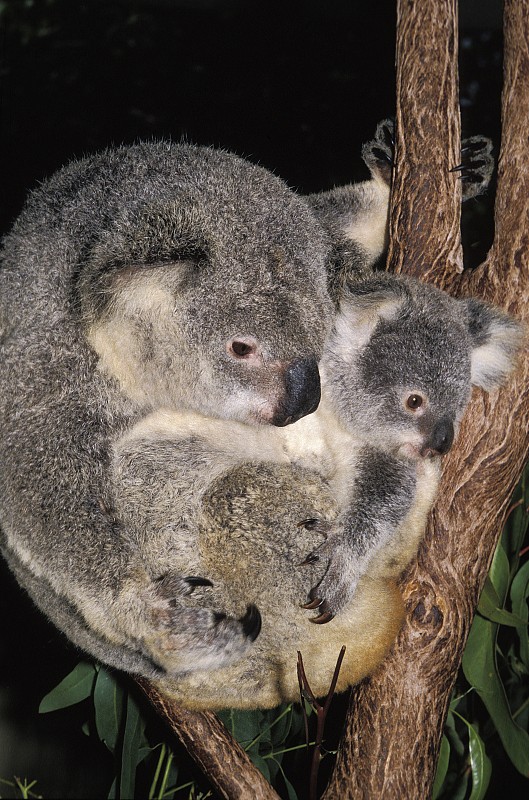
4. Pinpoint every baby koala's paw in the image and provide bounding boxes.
[135,573,262,674]
[301,525,360,623]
